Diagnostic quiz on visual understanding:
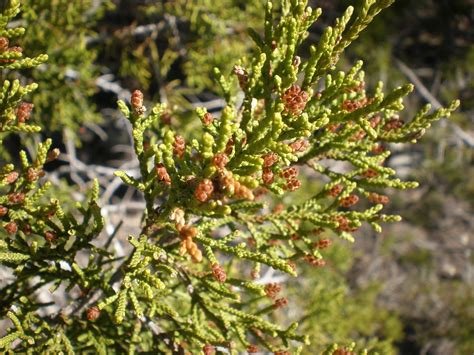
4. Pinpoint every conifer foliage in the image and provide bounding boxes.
[0,0,459,353]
